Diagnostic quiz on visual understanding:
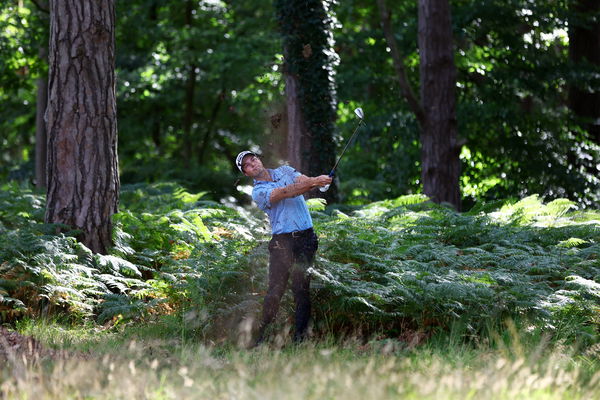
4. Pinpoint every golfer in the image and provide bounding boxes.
[236,151,332,345]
